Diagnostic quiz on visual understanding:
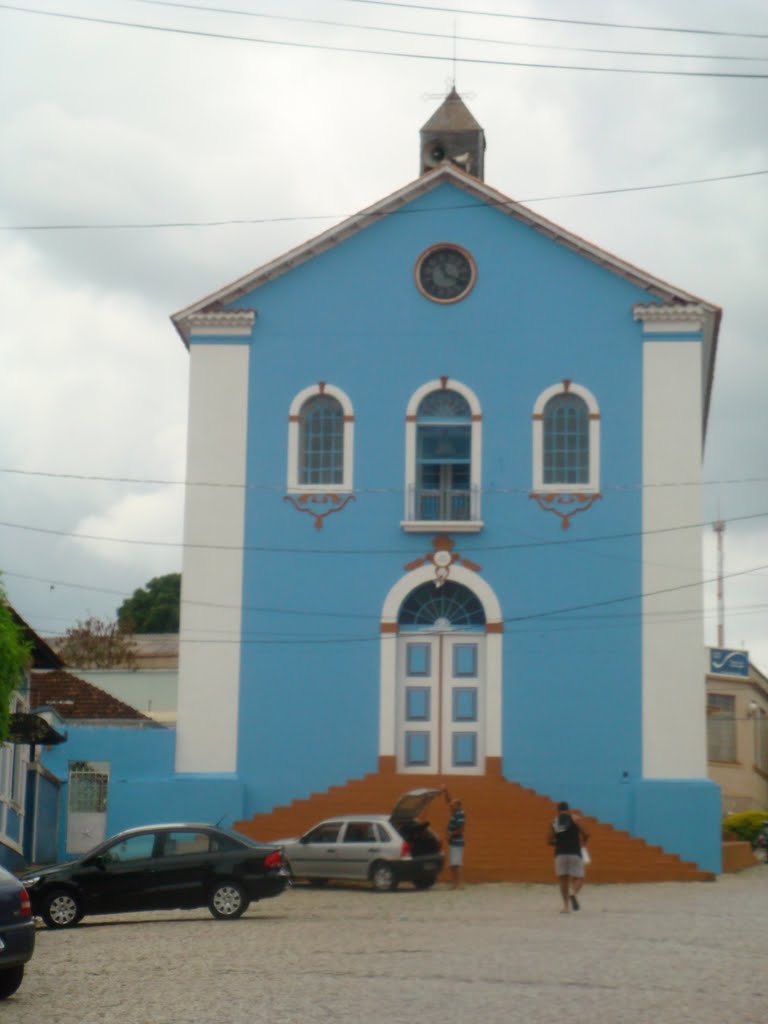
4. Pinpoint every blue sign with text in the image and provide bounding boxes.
[709,648,749,677]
